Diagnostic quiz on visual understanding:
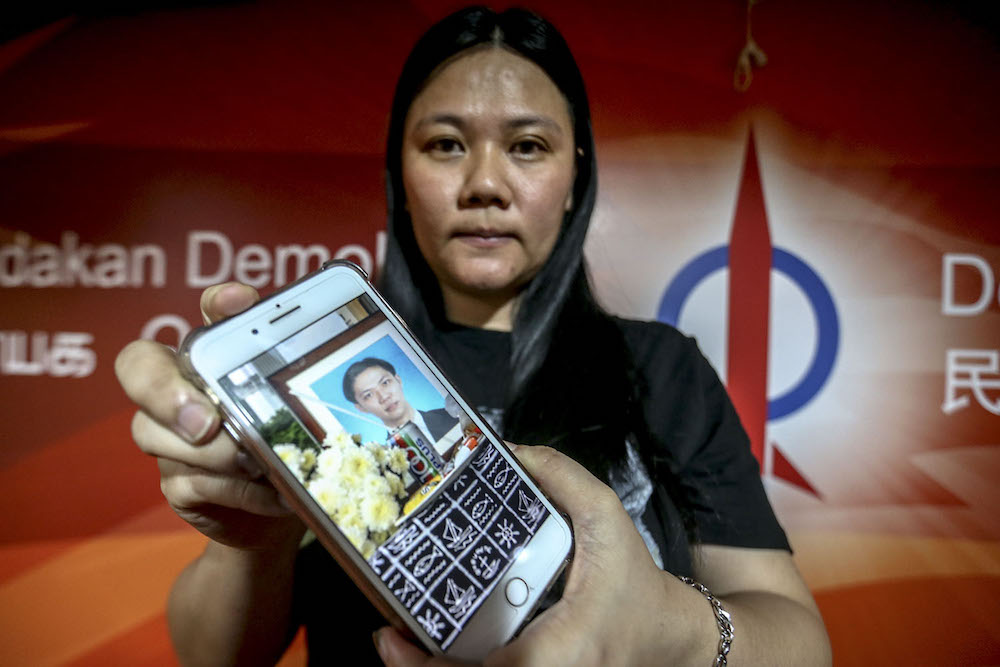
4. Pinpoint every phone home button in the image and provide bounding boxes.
[504,577,529,607]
